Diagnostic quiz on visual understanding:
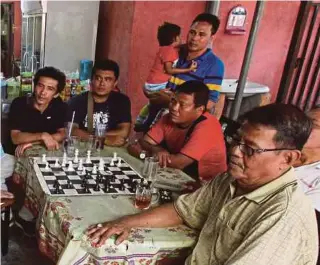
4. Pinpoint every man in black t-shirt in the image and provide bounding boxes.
[67,59,131,146]
[9,67,67,156]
